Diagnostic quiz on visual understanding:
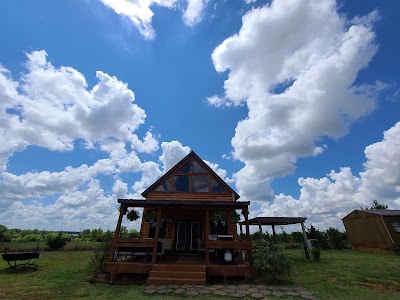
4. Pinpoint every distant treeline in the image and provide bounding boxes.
[0,225,138,243]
